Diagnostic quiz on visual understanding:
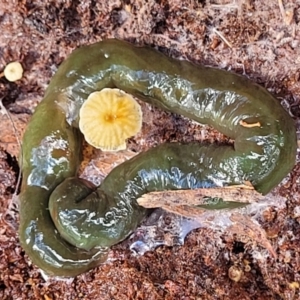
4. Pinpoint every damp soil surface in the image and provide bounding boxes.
[1,1,300,299]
